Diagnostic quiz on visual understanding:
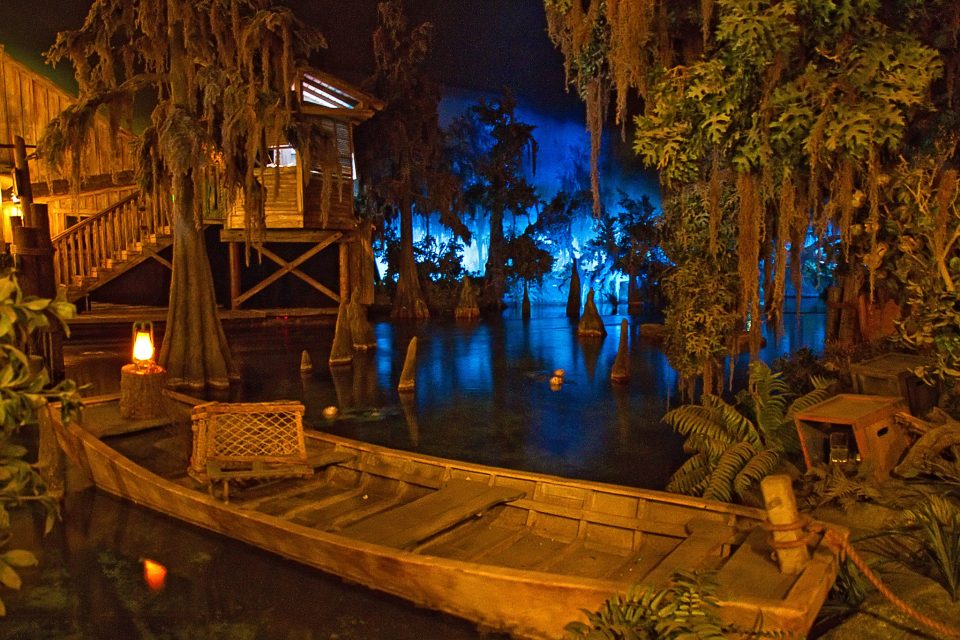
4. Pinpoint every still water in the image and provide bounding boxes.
[3,304,825,639]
